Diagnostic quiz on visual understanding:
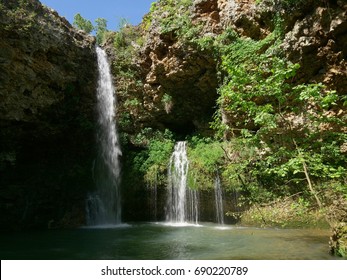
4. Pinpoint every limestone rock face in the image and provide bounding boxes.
[217,0,271,39]
[217,0,346,90]
[112,0,346,221]
[138,39,218,135]
[282,1,347,92]
[135,40,218,135]
[115,0,346,143]
[0,0,98,229]
[212,0,346,132]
